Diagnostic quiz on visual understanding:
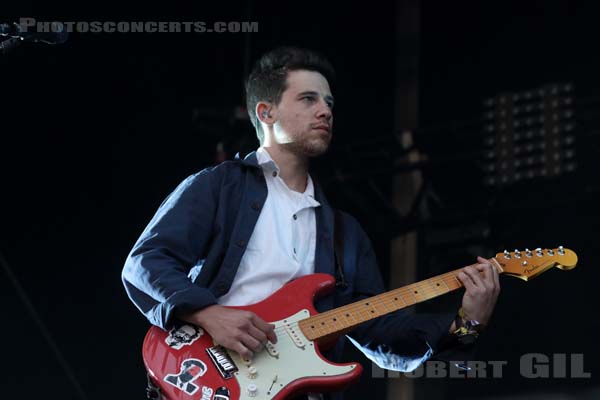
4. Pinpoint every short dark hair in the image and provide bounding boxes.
[245,46,336,144]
